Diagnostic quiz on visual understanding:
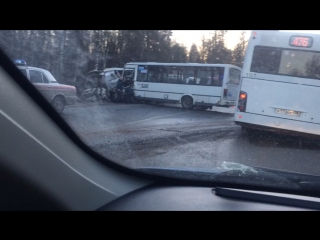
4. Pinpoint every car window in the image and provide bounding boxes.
[105,72,117,81]
[42,69,58,83]
[3,30,320,203]
[42,73,50,83]
[29,70,44,83]
[104,72,111,81]
[110,72,117,80]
